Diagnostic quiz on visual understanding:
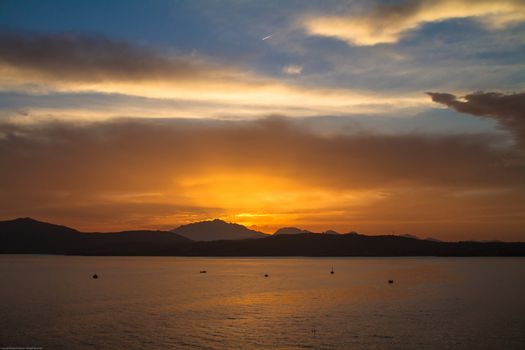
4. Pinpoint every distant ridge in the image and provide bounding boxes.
[172,219,268,241]
[2,217,79,234]
[0,217,191,254]
[323,230,341,235]
[1,217,524,256]
[399,233,420,240]
[273,227,312,235]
